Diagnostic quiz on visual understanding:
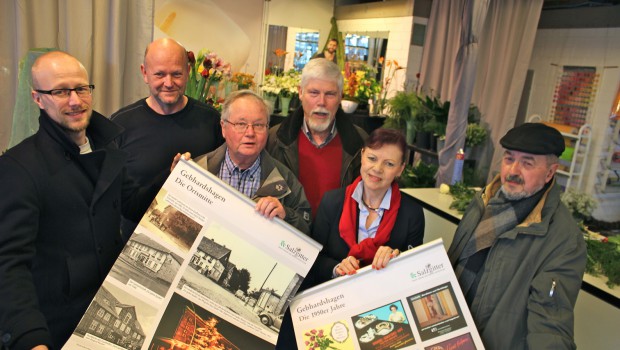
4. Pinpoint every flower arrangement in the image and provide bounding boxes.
[260,69,301,98]
[303,328,336,350]
[266,48,288,76]
[186,49,231,102]
[377,57,404,112]
[343,62,381,103]
[260,74,282,97]
[561,189,597,224]
[231,72,255,90]
[278,69,301,98]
